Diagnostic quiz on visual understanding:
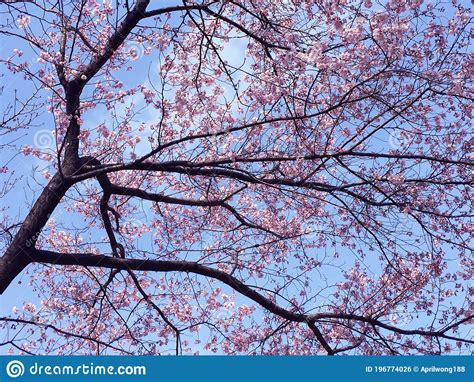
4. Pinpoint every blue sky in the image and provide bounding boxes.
[0,0,472,354]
